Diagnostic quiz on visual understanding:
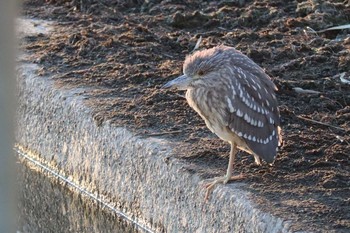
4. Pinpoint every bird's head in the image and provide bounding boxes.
[162,45,230,90]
